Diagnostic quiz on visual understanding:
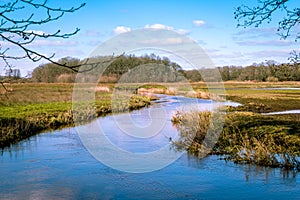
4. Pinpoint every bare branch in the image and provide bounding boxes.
[289,50,300,63]
[235,0,300,62]
[0,0,87,70]
[235,0,299,40]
